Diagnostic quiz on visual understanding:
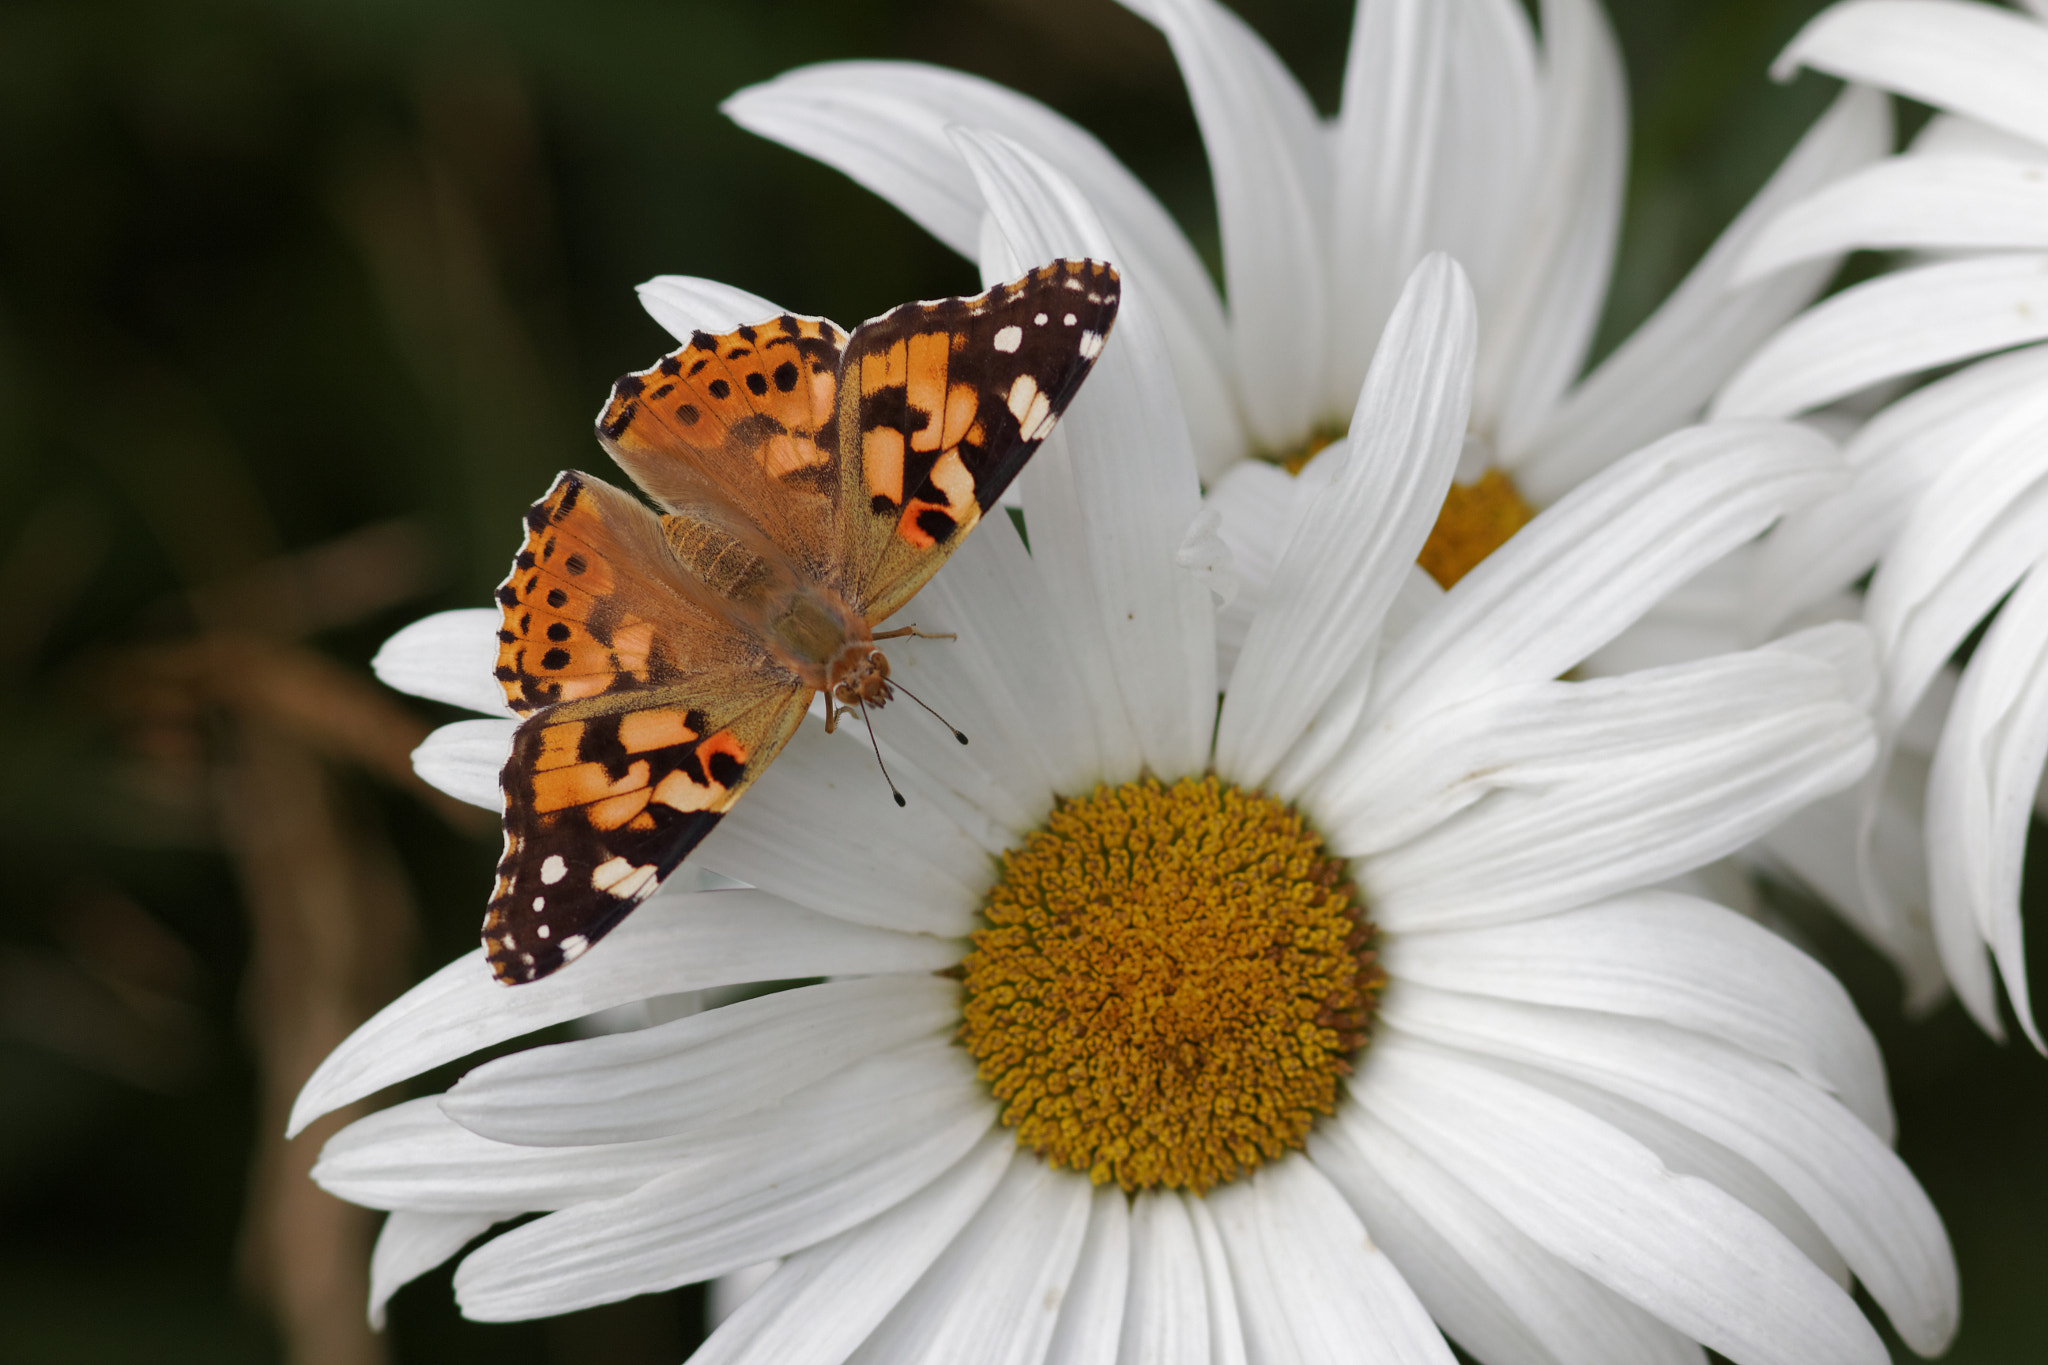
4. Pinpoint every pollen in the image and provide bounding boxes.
[1417,467,1534,588]
[959,776,1381,1194]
